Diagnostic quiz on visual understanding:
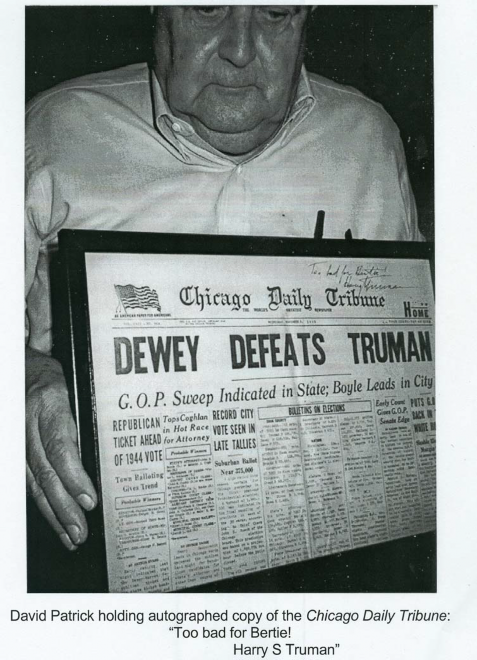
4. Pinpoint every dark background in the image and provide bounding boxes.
[26,6,436,593]
[26,5,434,239]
